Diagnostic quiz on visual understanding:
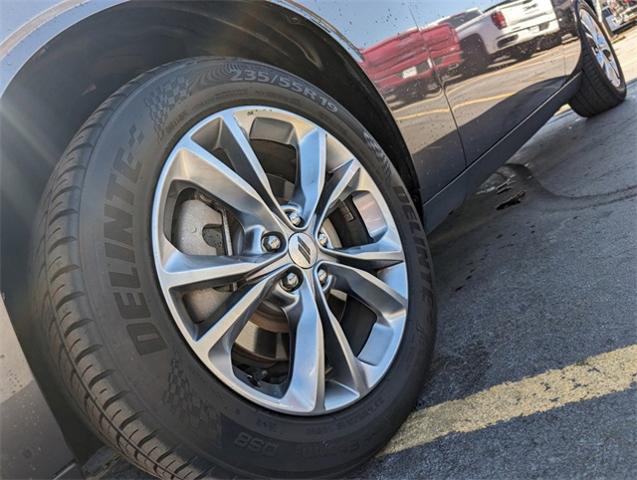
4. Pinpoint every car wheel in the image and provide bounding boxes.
[569,2,626,117]
[29,57,436,478]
